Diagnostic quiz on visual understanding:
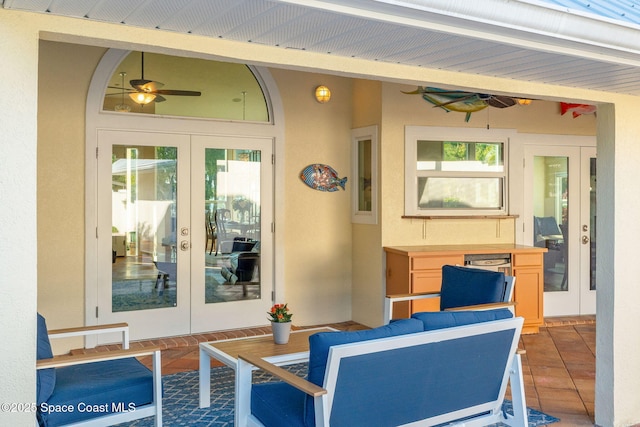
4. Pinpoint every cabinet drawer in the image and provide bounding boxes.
[412,255,463,271]
[513,253,543,267]
[411,271,441,293]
